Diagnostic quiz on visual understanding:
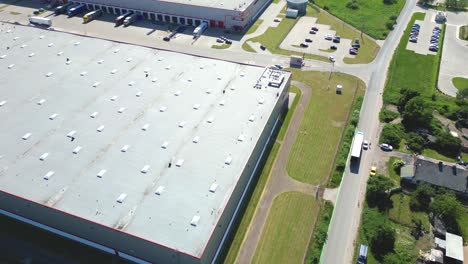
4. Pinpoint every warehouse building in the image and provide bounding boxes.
[0,24,290,264]
[64,0,272,31]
